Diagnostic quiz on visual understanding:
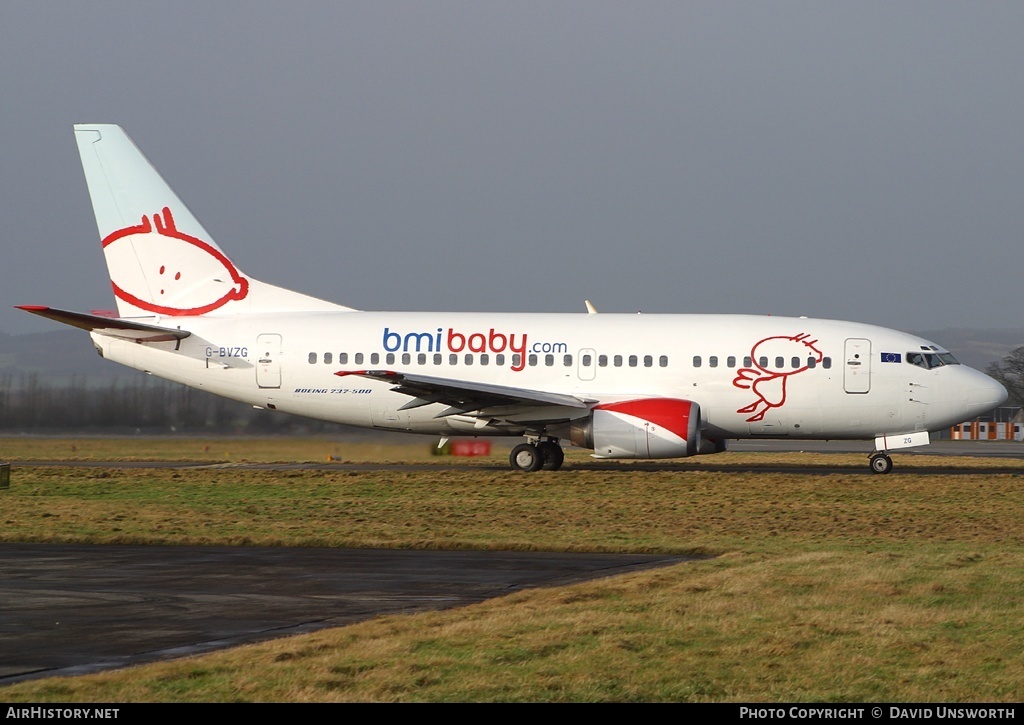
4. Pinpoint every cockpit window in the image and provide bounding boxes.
[906,351,959,369]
